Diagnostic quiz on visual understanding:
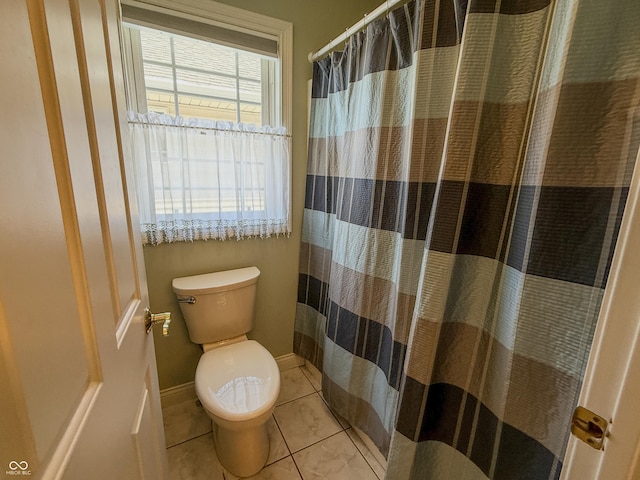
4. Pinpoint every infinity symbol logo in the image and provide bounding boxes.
[8,461,29,471]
